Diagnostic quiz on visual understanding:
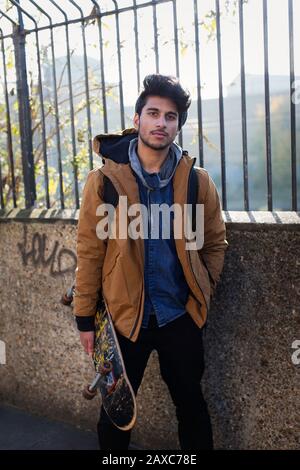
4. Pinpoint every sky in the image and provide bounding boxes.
[0,0,300,103]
